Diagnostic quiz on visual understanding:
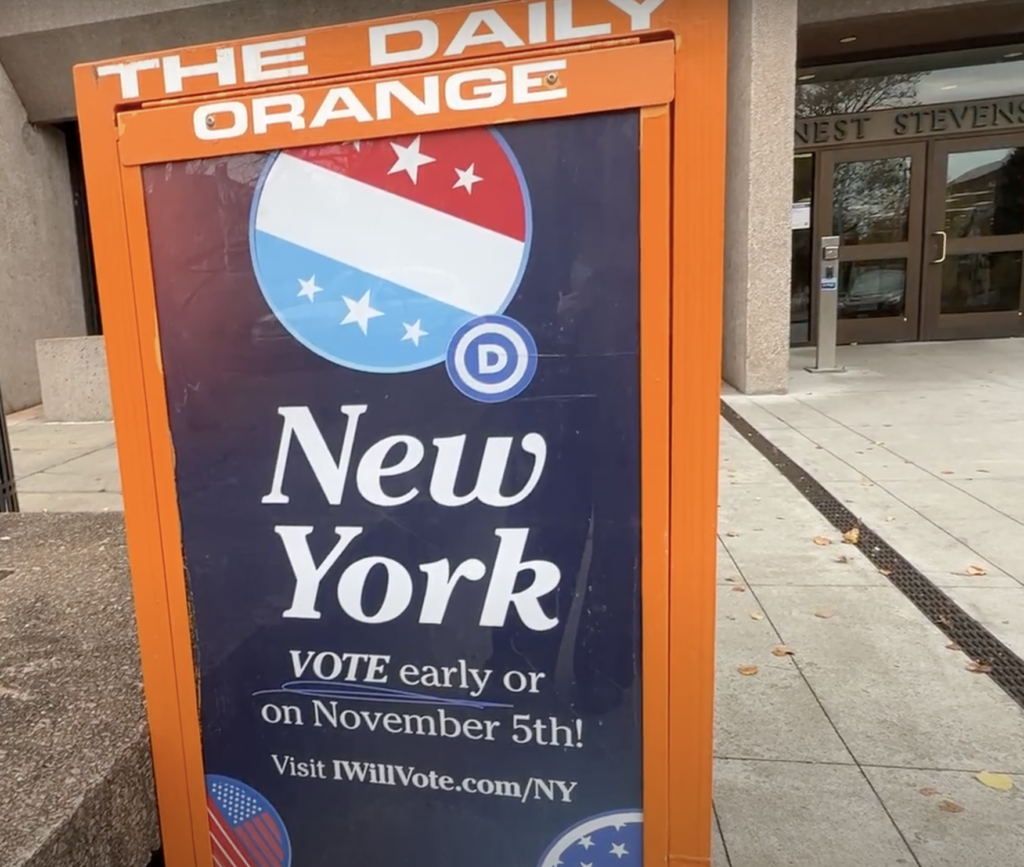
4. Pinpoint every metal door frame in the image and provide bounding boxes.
[812,142,928,345]
[921,132,1024,341]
